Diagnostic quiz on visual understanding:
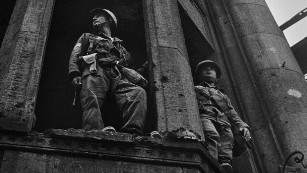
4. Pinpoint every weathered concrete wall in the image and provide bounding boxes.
[143,0,204,138]
[1,150,203,173]
[0,0,55,131]
[0,130,221,173]
[0,0,17,47]
[207,0,307,172]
